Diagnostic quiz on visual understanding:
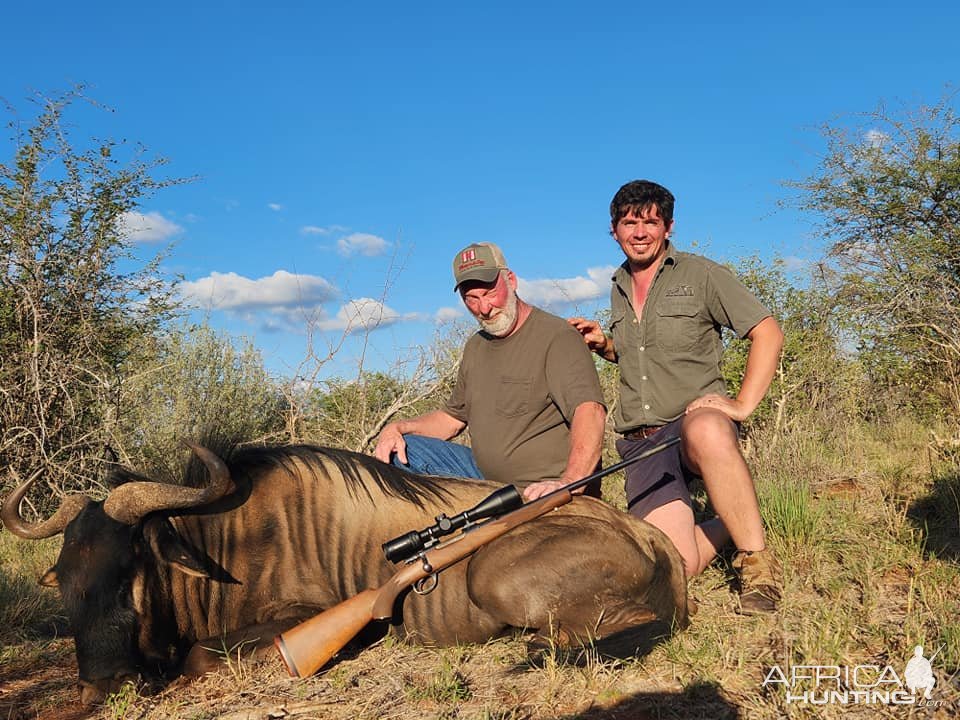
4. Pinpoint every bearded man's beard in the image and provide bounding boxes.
[479,288,518,337]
